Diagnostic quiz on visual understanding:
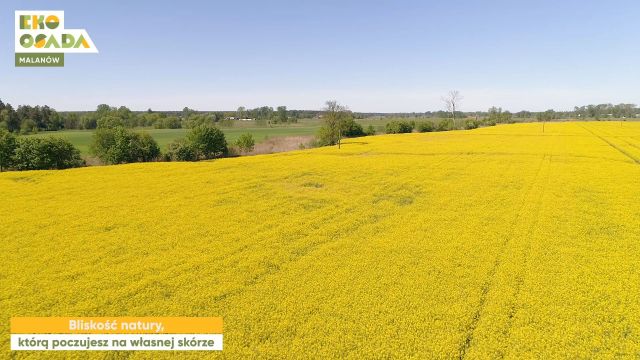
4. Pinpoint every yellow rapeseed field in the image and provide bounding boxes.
[1,122,639,358]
